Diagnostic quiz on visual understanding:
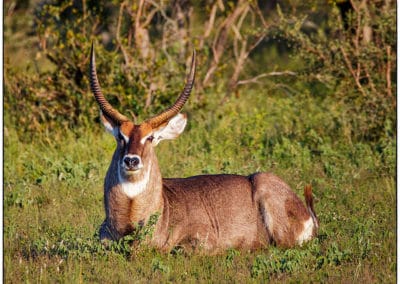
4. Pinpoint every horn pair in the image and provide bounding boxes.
[89,43,196,128]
